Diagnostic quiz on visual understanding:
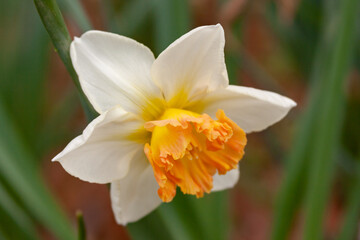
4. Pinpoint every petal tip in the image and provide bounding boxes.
[51,151,64,162]
[289,99,297,107]
[113,211,128,226]
[212,23,224,34]
[283,96,297,109]
[72,36,82,47]
[215,23,223,29]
